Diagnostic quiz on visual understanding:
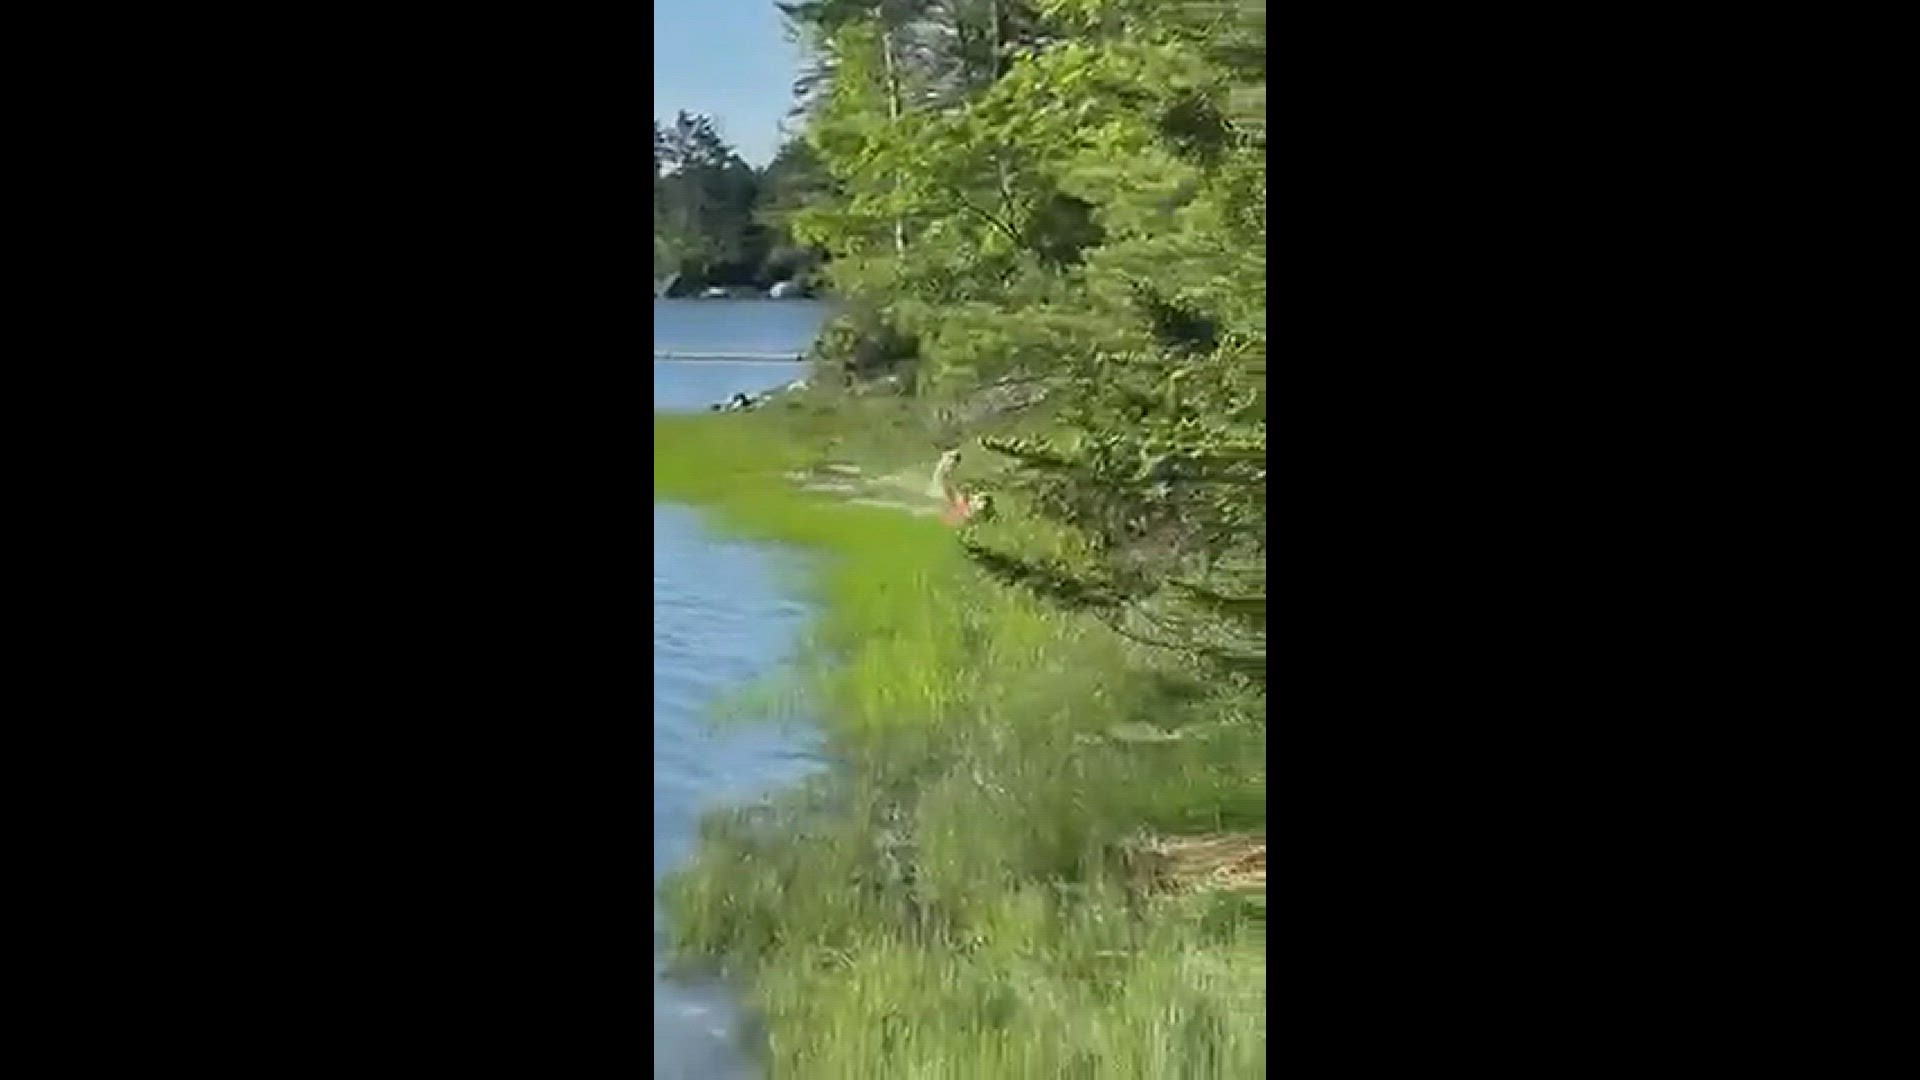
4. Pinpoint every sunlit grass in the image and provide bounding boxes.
[655,404,1266,1078]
